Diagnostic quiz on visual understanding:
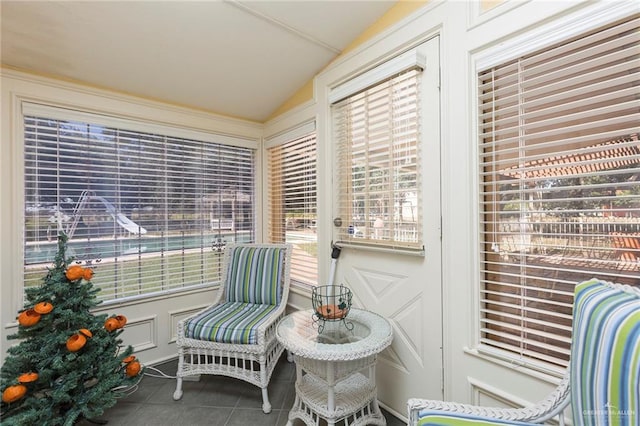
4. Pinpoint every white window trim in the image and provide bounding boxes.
[22,107,258,304]
[469,0,640,374]
[22,102,258,150]
[265,121,318,290]
[331,49,427,255]
[3,72,263,314]
[475,1,638,72]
